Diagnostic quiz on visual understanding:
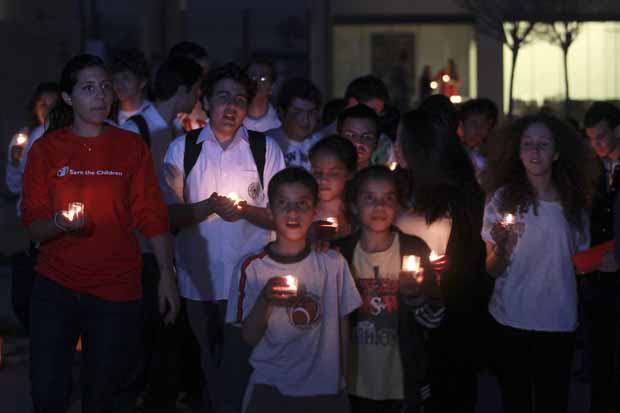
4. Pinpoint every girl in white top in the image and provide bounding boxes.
[481,114,598,413]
